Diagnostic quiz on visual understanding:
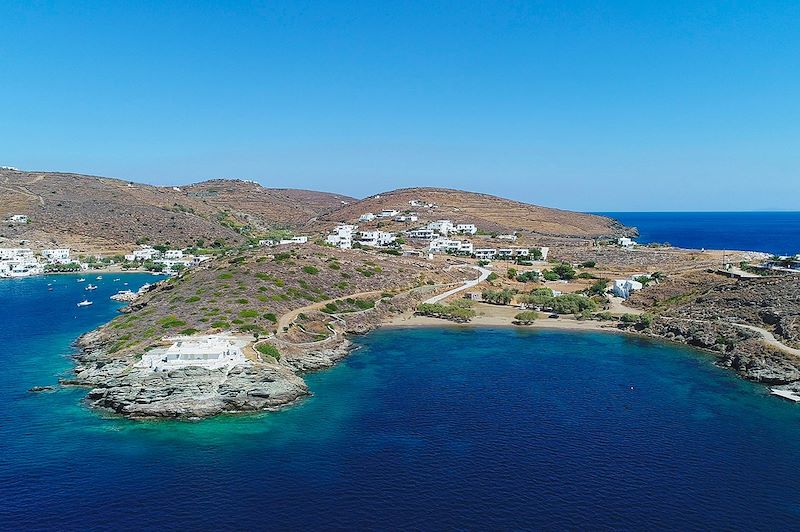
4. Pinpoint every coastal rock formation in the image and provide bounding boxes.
[68,331,309,418]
